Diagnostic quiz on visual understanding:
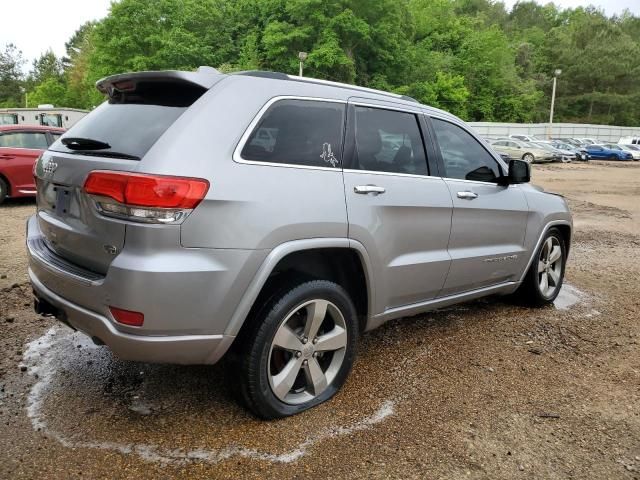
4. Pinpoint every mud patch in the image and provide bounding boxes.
[23,327,395,465]
[554,283,585,310]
